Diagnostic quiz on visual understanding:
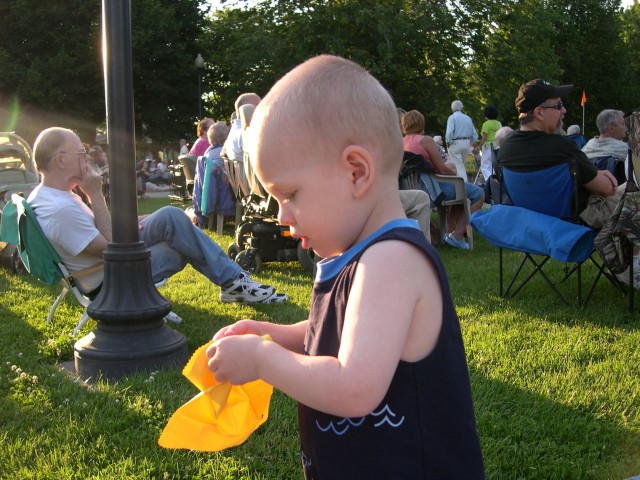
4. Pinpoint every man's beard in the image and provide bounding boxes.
[553,119,564,134]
